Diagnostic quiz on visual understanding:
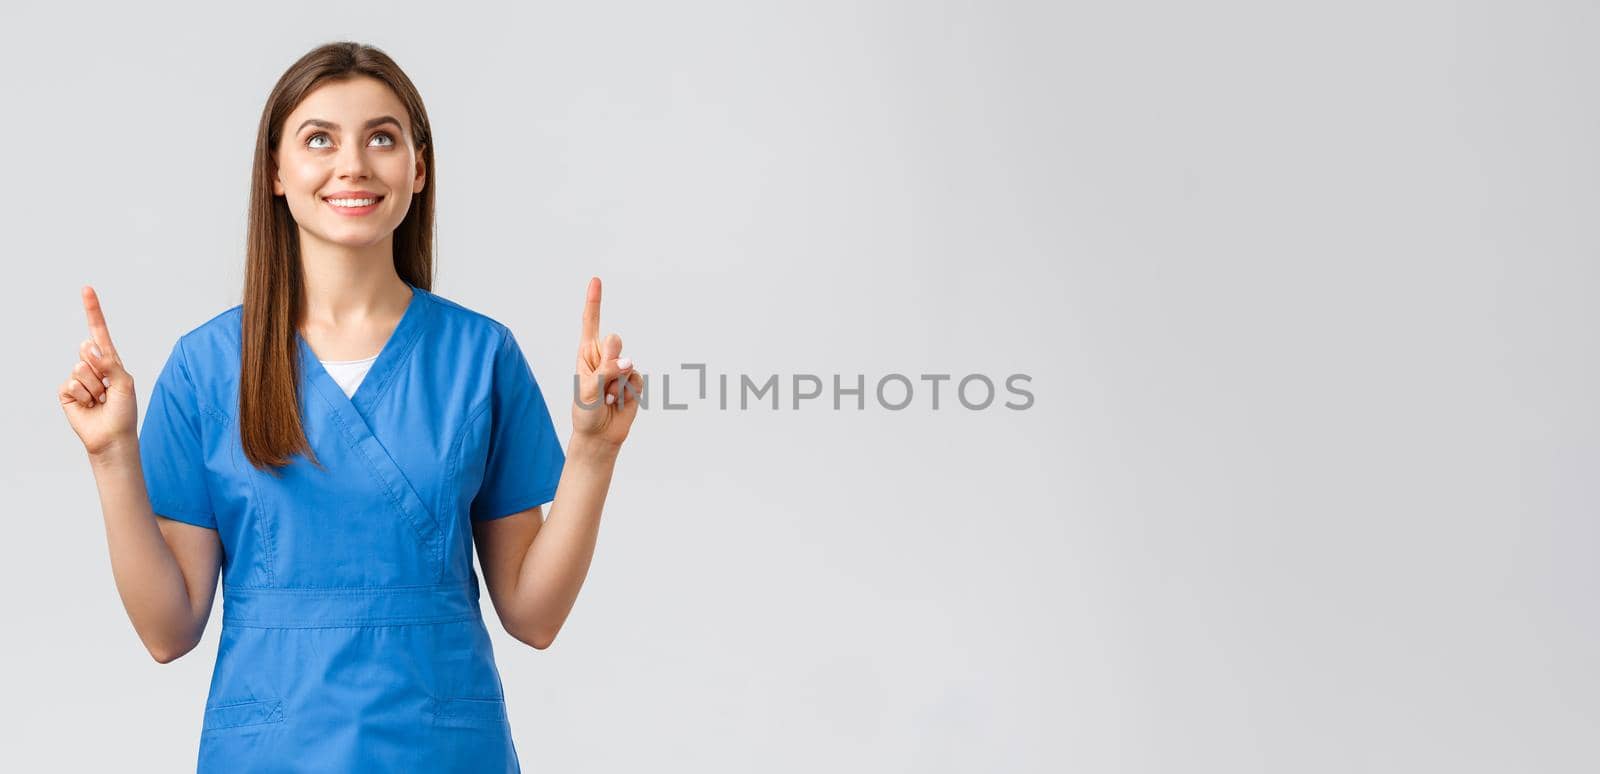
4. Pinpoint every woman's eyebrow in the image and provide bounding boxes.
[295,115,404,134]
